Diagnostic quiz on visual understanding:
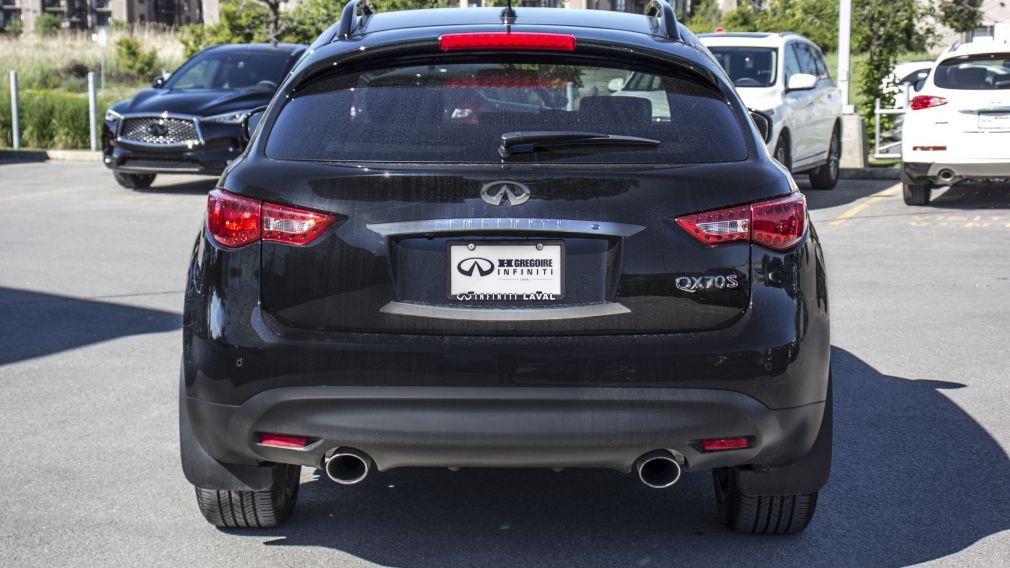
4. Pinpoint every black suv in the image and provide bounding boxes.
[103,43,305,189]
[181,1,831,534]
